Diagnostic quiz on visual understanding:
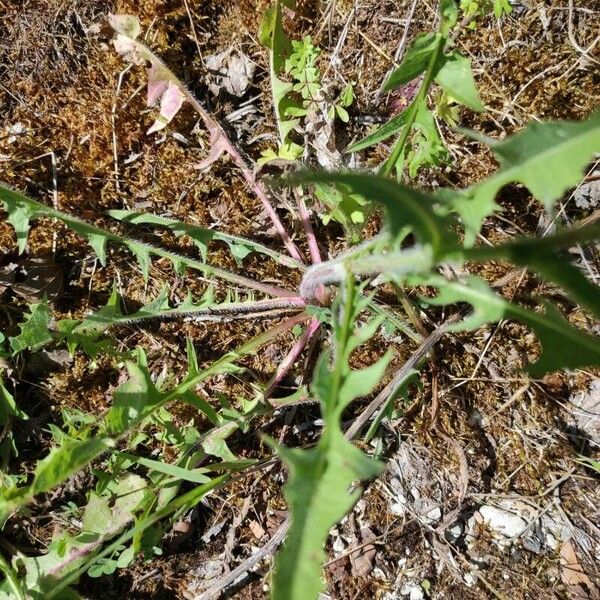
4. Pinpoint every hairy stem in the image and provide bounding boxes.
[300,246,433,301]
[294,188,322,265]
[83,297,307,329]
[0,185,294,298]
[264,317,321,400]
